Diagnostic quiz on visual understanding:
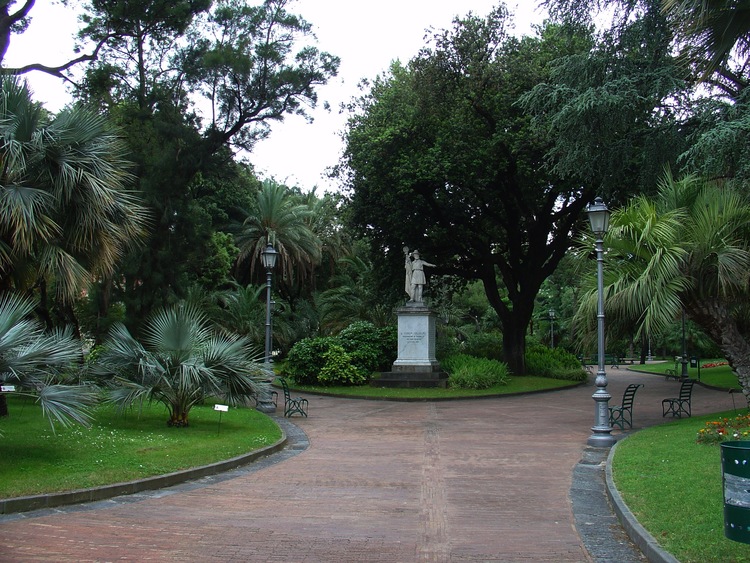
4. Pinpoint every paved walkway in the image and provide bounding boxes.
[0,370,736,562]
